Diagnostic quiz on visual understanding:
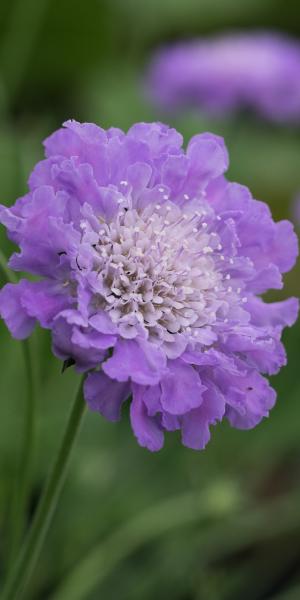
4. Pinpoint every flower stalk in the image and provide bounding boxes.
[1,376,86,600]
[0,250,37,566]
[7,338,36,568]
